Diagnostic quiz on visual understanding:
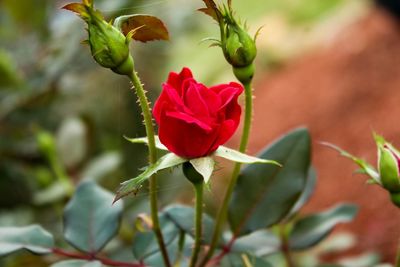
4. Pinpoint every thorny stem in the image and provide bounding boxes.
[129,71,171,267]
[189,182,204,267]
[52,248,145,267]
[199,81,253,266]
